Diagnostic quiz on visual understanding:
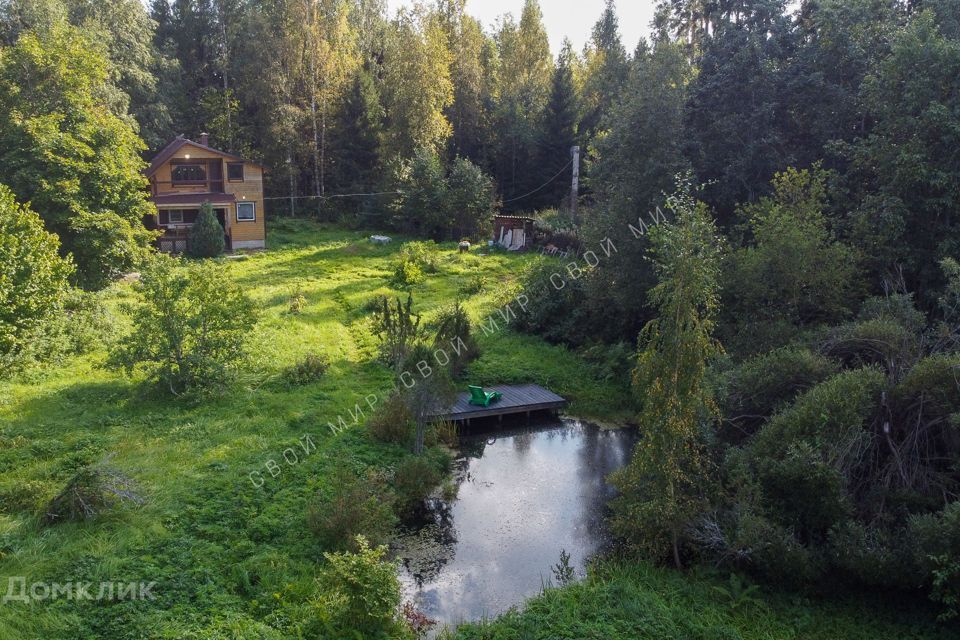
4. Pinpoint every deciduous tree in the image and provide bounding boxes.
[0,24,157,289]
[609,176,723,568]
